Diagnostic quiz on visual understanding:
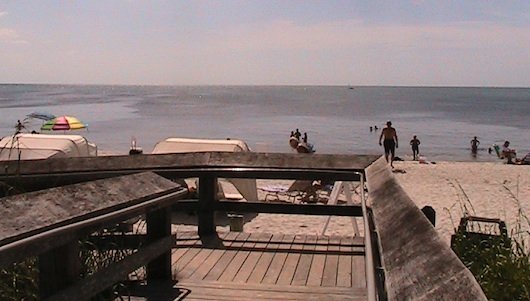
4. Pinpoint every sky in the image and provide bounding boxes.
[1,1,529,87]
